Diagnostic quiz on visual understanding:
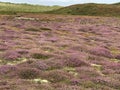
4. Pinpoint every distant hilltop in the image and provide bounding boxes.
[0,2,120,17]
[0,2,62,14]
[113,2,120,5]
[47,3,120,17]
